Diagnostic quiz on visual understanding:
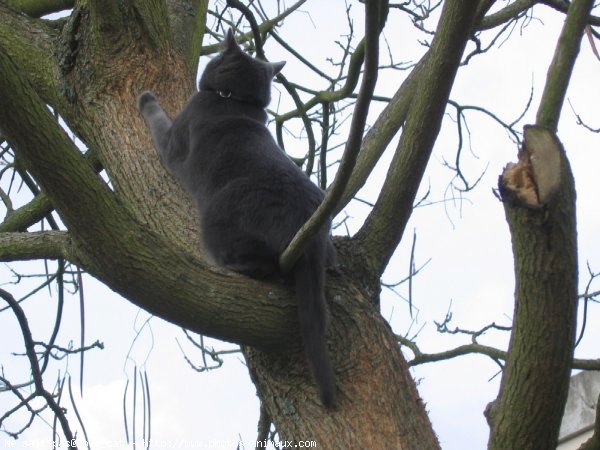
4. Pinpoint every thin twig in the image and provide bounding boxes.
[279,0,387,272]
[0,288,77,447]
[68,376,91,450]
